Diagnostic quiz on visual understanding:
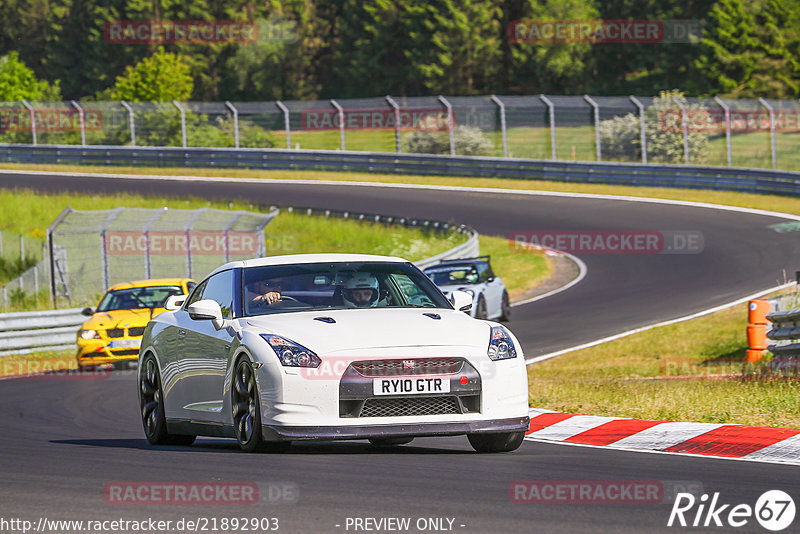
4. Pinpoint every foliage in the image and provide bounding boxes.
[111,47,193,102]
[599,90,709,164]
[404,125,494,156]
[0,52,60,101]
